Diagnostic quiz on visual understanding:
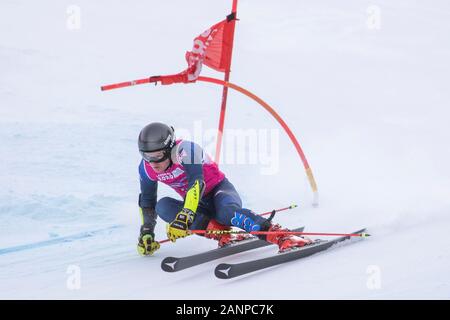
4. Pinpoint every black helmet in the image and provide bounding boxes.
[138,122,175,163]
